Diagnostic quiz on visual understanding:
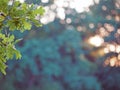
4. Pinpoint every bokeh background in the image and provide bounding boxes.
[1,0,120,90]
